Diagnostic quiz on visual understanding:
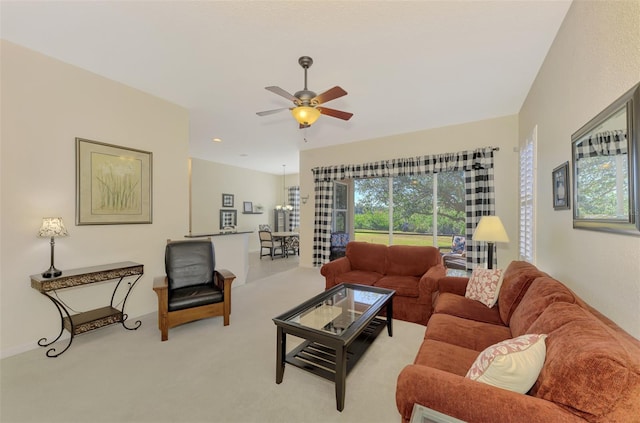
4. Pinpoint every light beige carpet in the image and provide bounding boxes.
[1,267,426,423]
